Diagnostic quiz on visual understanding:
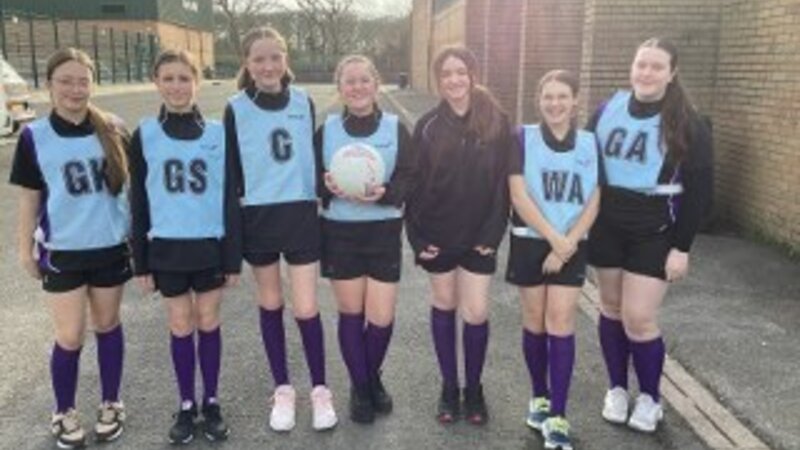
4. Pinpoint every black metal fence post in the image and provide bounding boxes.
[52,16,59,50]
[124,30,131,83]
[92,25,100,84]
[27,13,38,88]
[109,27,116,84]
[135,31,142,81]
[0,7,7,59]
[73,19,79,48]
